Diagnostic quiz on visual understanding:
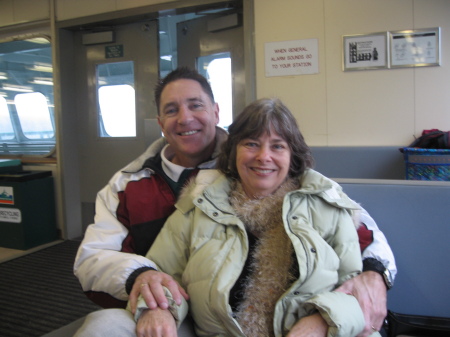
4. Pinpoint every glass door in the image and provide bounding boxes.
[177,13,245,129]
